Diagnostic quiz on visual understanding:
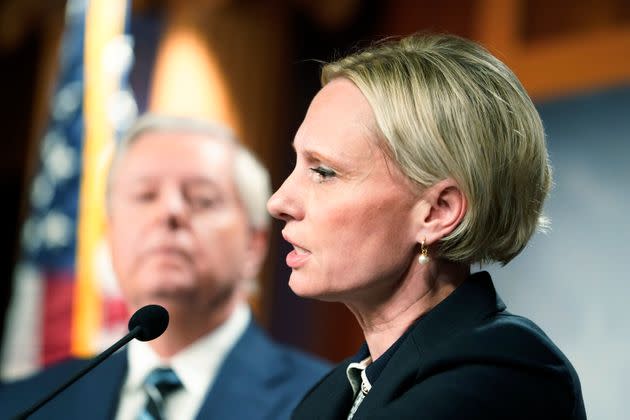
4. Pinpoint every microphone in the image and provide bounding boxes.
[15,304,169,419]
[128,304,170,341]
